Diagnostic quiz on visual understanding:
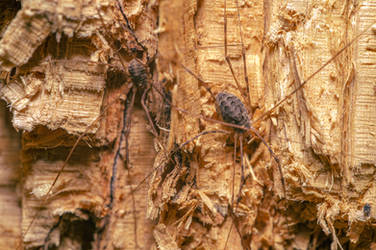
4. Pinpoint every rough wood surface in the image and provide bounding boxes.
[0,102,21,249]
[0,0,158,249]
[0,0,375,249]
[154,0,376,249]
[0,2,23,249]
